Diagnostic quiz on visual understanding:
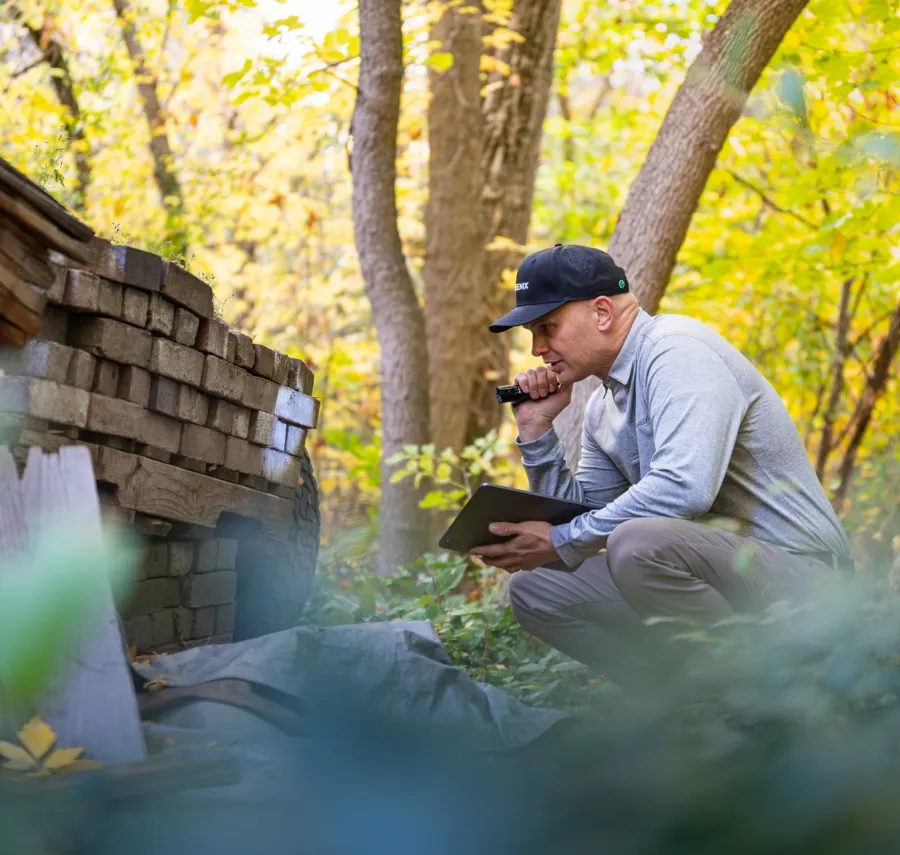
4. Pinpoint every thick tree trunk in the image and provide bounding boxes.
[112,0,188,257]
[465,0,563,444]
[352,0,432,575]
[8,4,90,210]
[424,2,484,453]
[556,0,809,465]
